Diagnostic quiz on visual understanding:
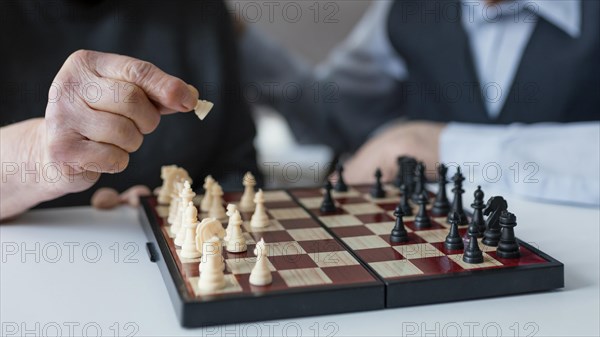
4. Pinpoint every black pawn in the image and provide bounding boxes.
[448,167,468,226]
[444,212,464,250]
[468,186,485,238]
[390,207,409,243]
[320,180,337,213]
[412,162,426,203]
[462,232,484,264]
[370,168,385,199]
[431,164,450,216]
[334,164,348,192]
[398,184,413,216]
[496,211,520,259]
[413,192,431,229]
